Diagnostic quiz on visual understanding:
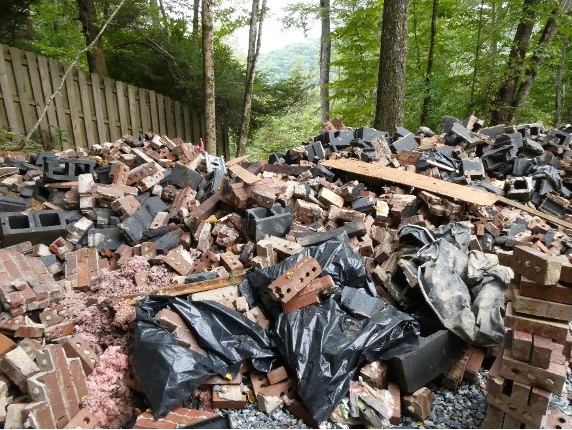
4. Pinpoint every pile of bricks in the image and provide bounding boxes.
[0,113,569,428]
[482,245,572,428]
